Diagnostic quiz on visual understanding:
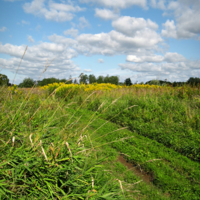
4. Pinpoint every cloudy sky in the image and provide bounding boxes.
[0,0,200,84]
